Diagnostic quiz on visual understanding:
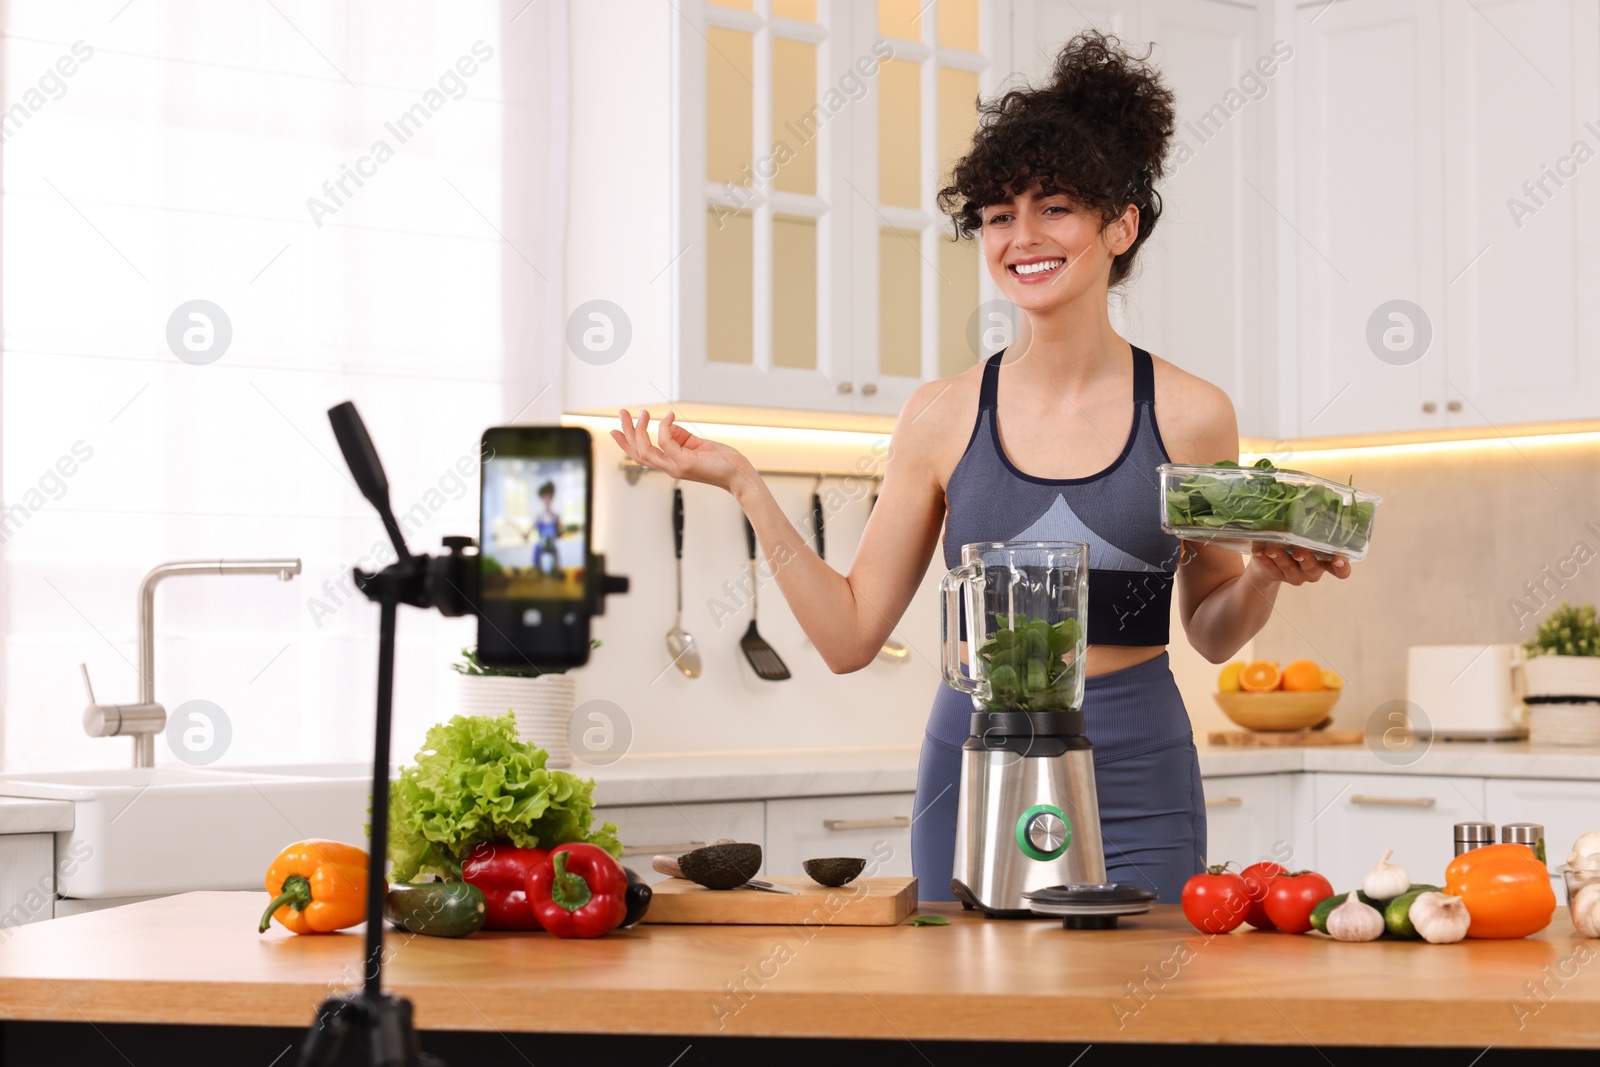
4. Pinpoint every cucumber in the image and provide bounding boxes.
[1382,884,1441,940]
[385,881,487,938]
